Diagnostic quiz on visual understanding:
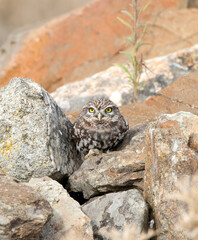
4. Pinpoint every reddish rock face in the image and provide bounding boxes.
[0,0,194,92]
[120,72,198,128]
